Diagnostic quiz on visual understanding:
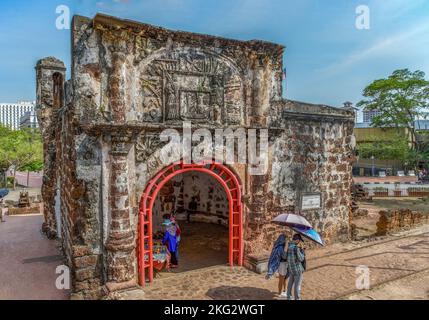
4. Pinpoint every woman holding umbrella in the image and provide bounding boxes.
[285,233,306,300]
[265,234,289,297]
[271,212,324,300]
